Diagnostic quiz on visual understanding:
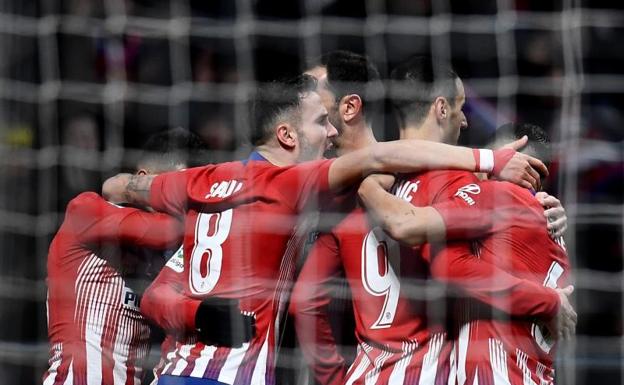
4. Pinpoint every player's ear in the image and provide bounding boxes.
[434,96,448,121]
[341,94,363,124]
[276,123,297,149]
